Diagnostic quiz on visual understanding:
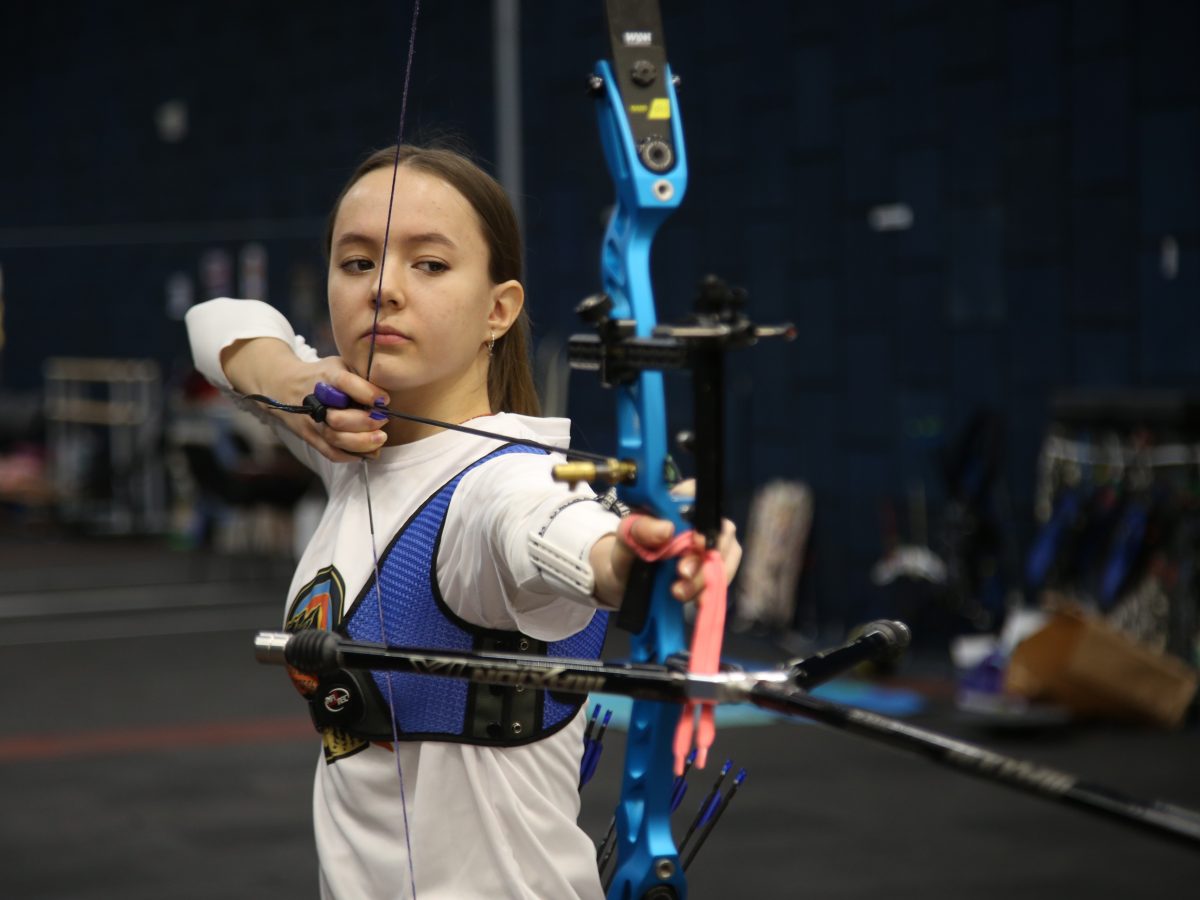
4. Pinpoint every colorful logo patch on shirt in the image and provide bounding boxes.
[284,566,345,698]
[285,565,344,633]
